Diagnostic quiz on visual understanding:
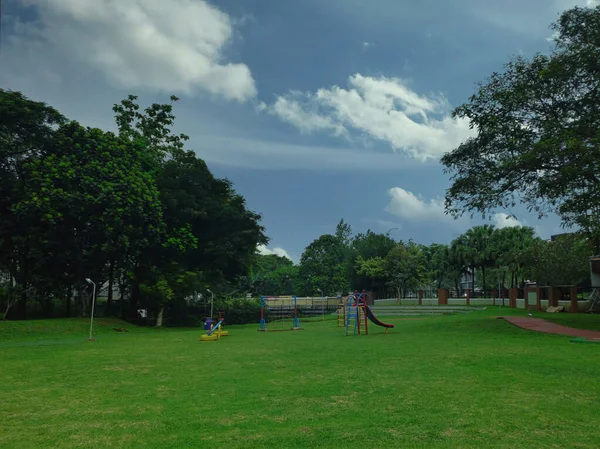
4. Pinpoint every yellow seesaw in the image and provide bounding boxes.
[200,319,229,341]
